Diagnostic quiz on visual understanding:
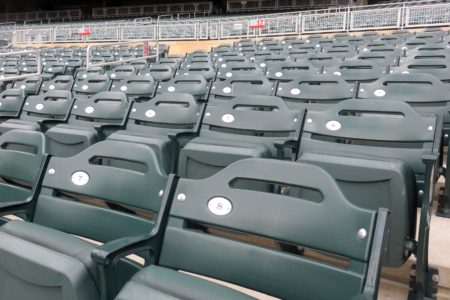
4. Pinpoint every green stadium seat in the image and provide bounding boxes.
[0,90,73,134]
[40,75,74,93]
[275,74,353,110]
[107,93,204,173]
[209,74,274,102]
[72,74,111,98]
[45,91,130,157]
[0,139,169,300]
[12,75,42,95]
[156,75,209,100]
[0,89,26,120]
[178,95,303,179]
[109,75,156,102]
[108,158,388,300]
